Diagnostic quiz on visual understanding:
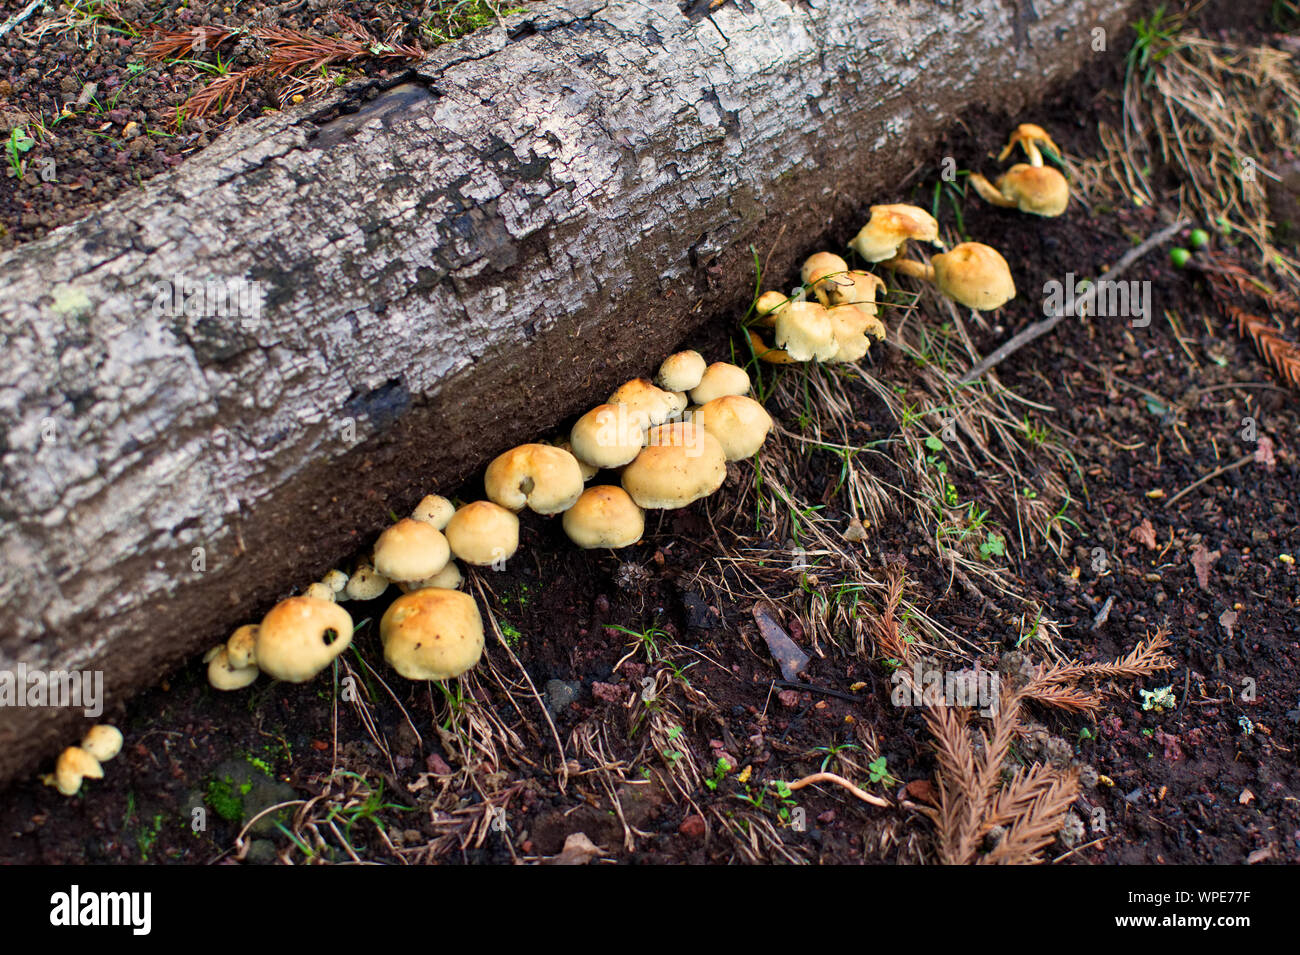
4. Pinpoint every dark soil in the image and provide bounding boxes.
[0,0,521,249]
[1,2,1297,865]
